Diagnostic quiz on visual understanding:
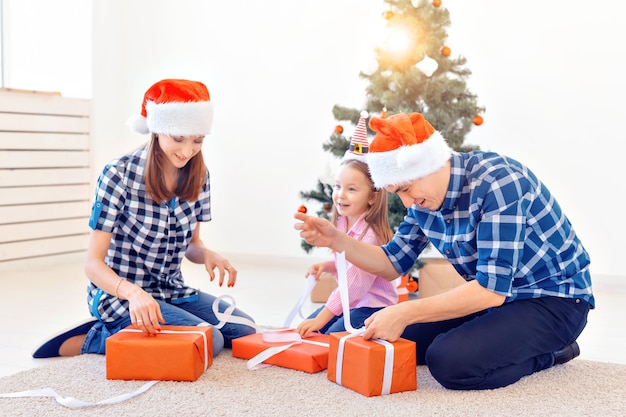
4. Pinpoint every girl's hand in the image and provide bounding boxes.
[204,249,237,288]
[305,261,334,280]
[296,318,324,338]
